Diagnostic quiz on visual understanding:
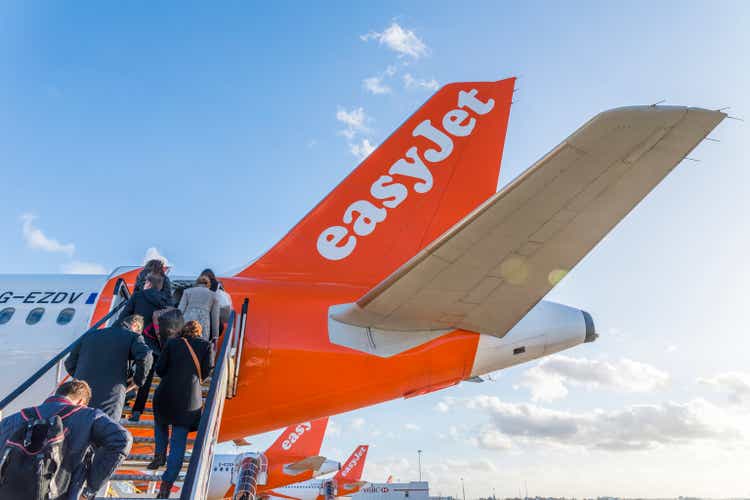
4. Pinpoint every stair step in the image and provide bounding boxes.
[97,497,163,499]
[121,419,156,428]
[110,472,186,482]
[125,453,192,462]
[118,462,191,473]
[149,386,209,394]
[132,436,195,446]
[122,407,154,415]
